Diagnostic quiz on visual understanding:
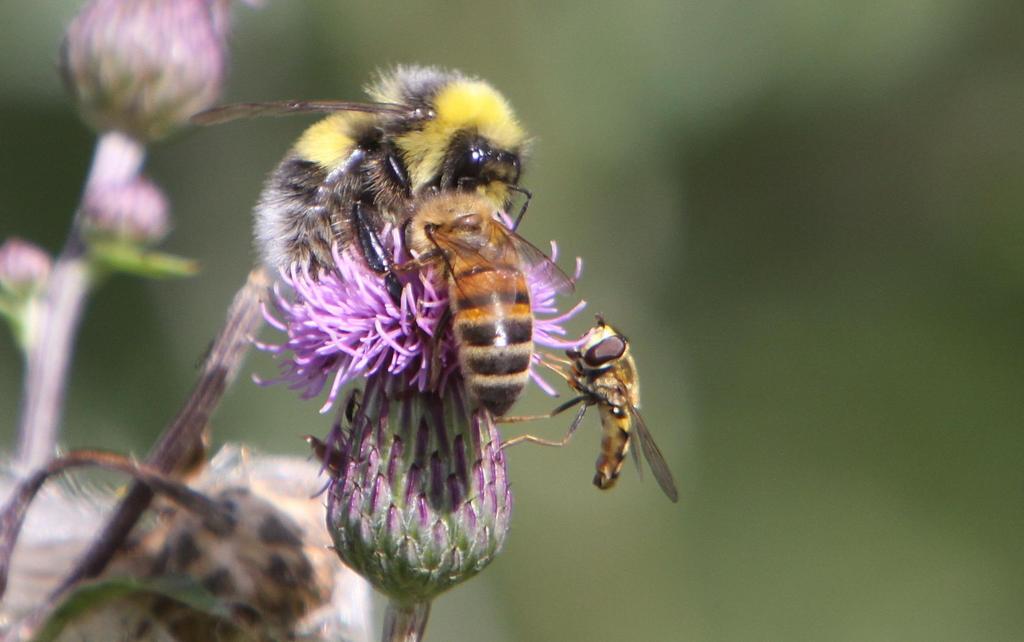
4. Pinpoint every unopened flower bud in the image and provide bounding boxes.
[60,0,229,141]
[0,238,52,295]
[82,176,169,245]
